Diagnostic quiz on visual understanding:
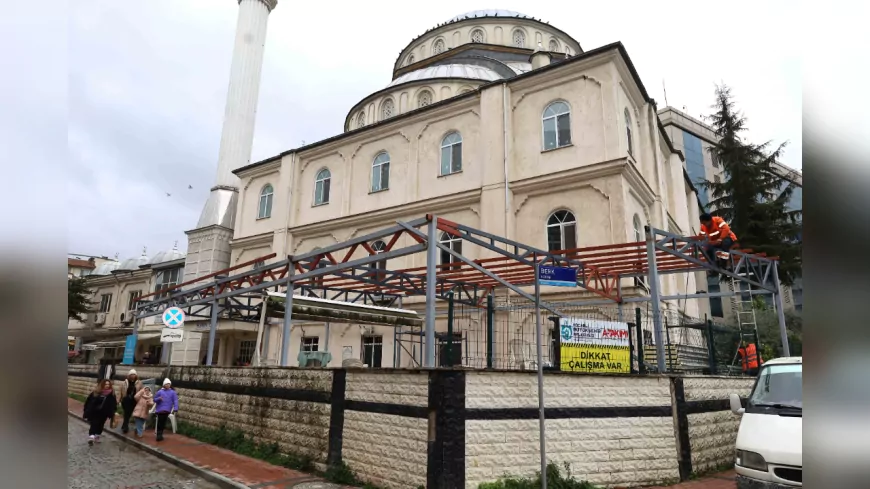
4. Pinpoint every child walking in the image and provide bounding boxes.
[132,386,154,438]
[83,379,118,446]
